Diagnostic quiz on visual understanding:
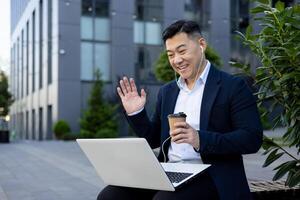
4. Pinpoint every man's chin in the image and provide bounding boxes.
[178,74,189,80]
